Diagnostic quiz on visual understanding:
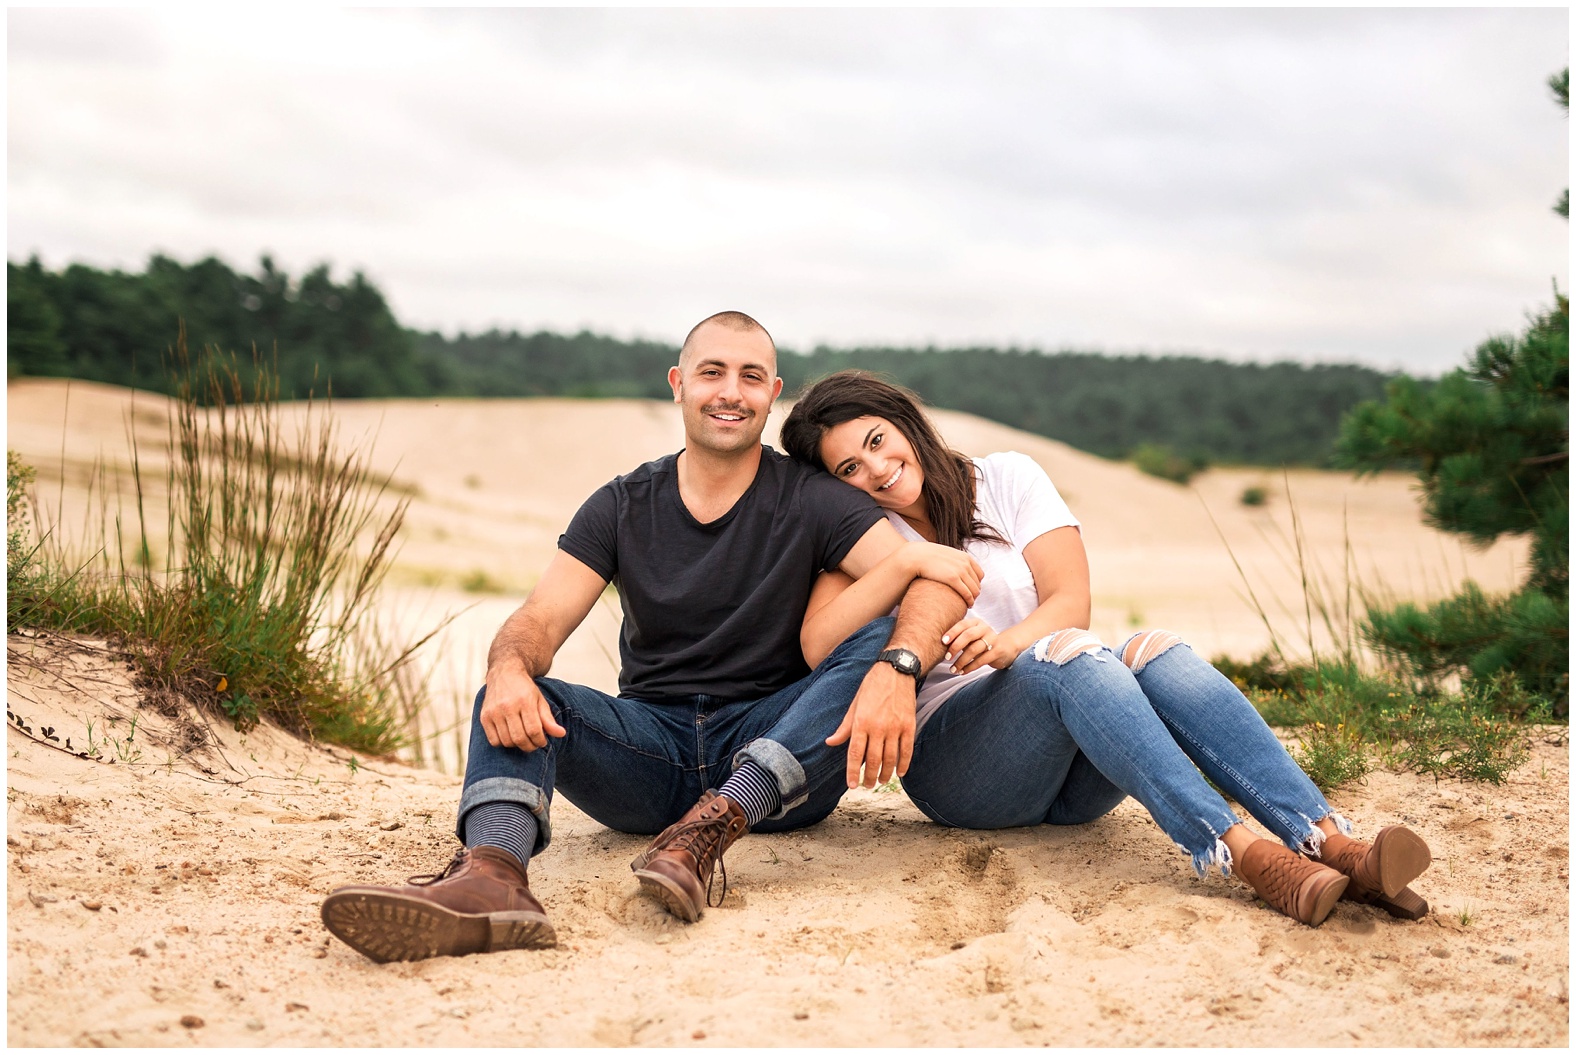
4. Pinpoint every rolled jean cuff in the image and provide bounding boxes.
[733,737,807,821]
[456,777,552,857]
